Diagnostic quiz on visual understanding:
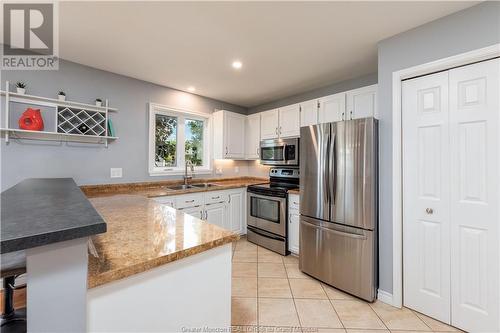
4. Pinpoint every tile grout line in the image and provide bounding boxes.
[320,283,346,330]
[367,302,391,331]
